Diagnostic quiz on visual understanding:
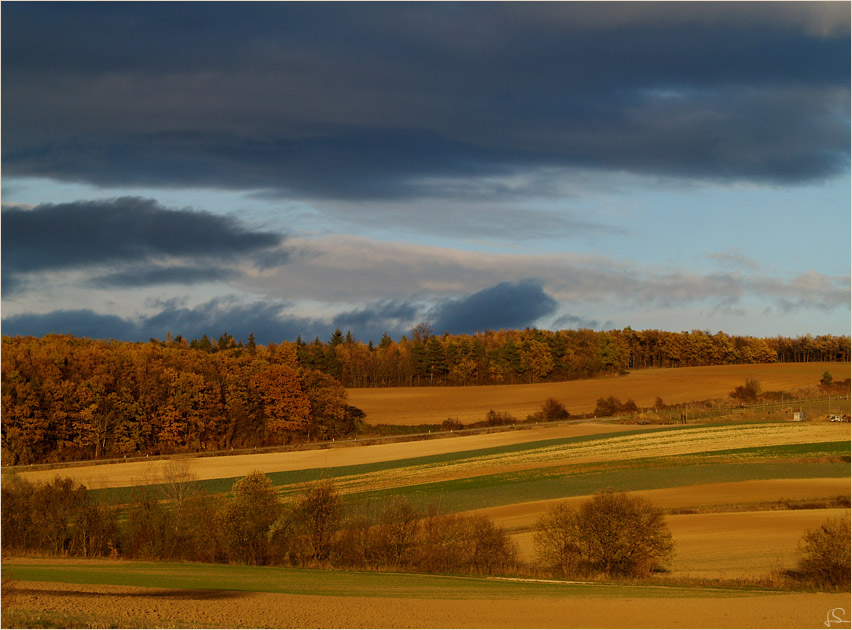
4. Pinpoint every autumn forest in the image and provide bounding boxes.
[2,328,849,465]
